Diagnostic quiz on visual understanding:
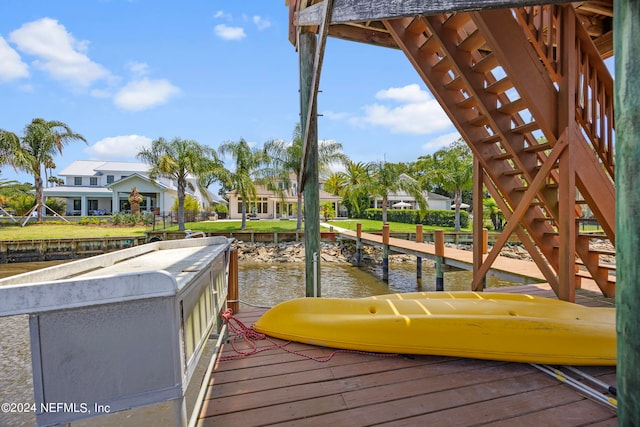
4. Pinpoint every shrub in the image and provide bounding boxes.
[364,208,469,228]
[422,209,469,228]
